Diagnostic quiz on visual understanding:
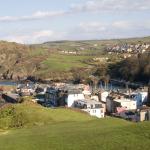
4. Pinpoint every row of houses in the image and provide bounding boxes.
[43,84,105,118]
[2,81,149,121]
[59,51,79,55]
[105,89,150,121]
[107,43,150,54]
[35,82,150,121]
